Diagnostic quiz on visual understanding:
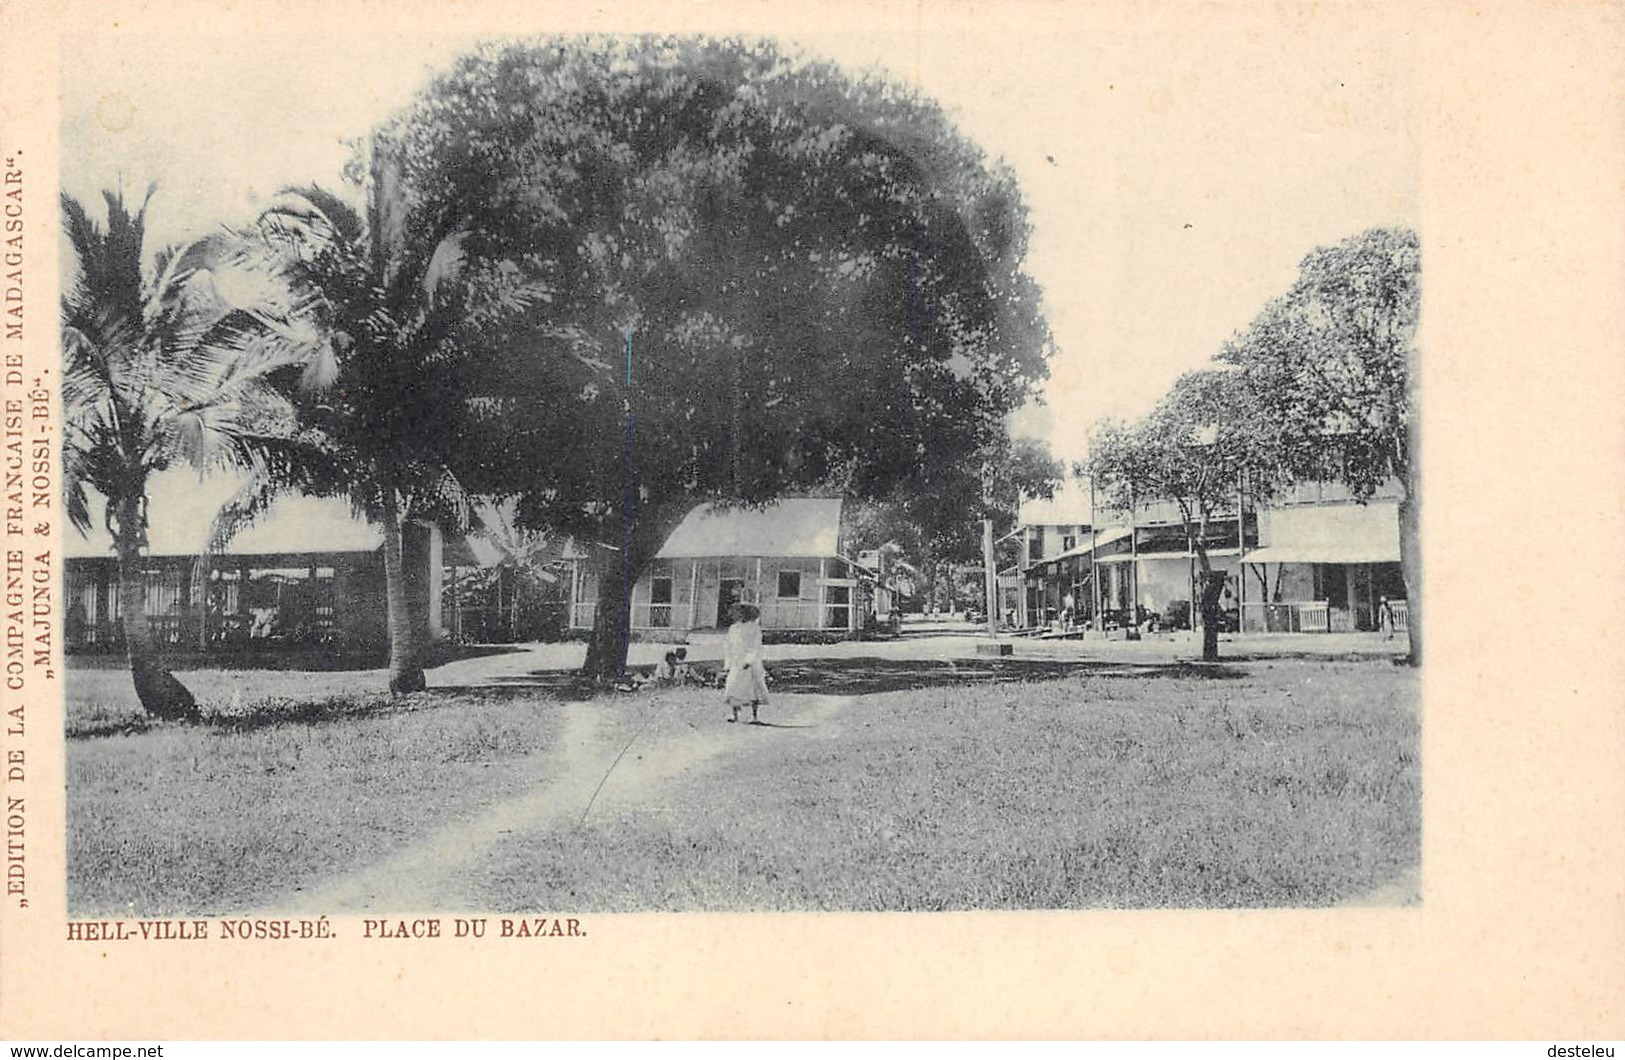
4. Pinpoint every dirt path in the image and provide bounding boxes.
[281,693,853,913]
